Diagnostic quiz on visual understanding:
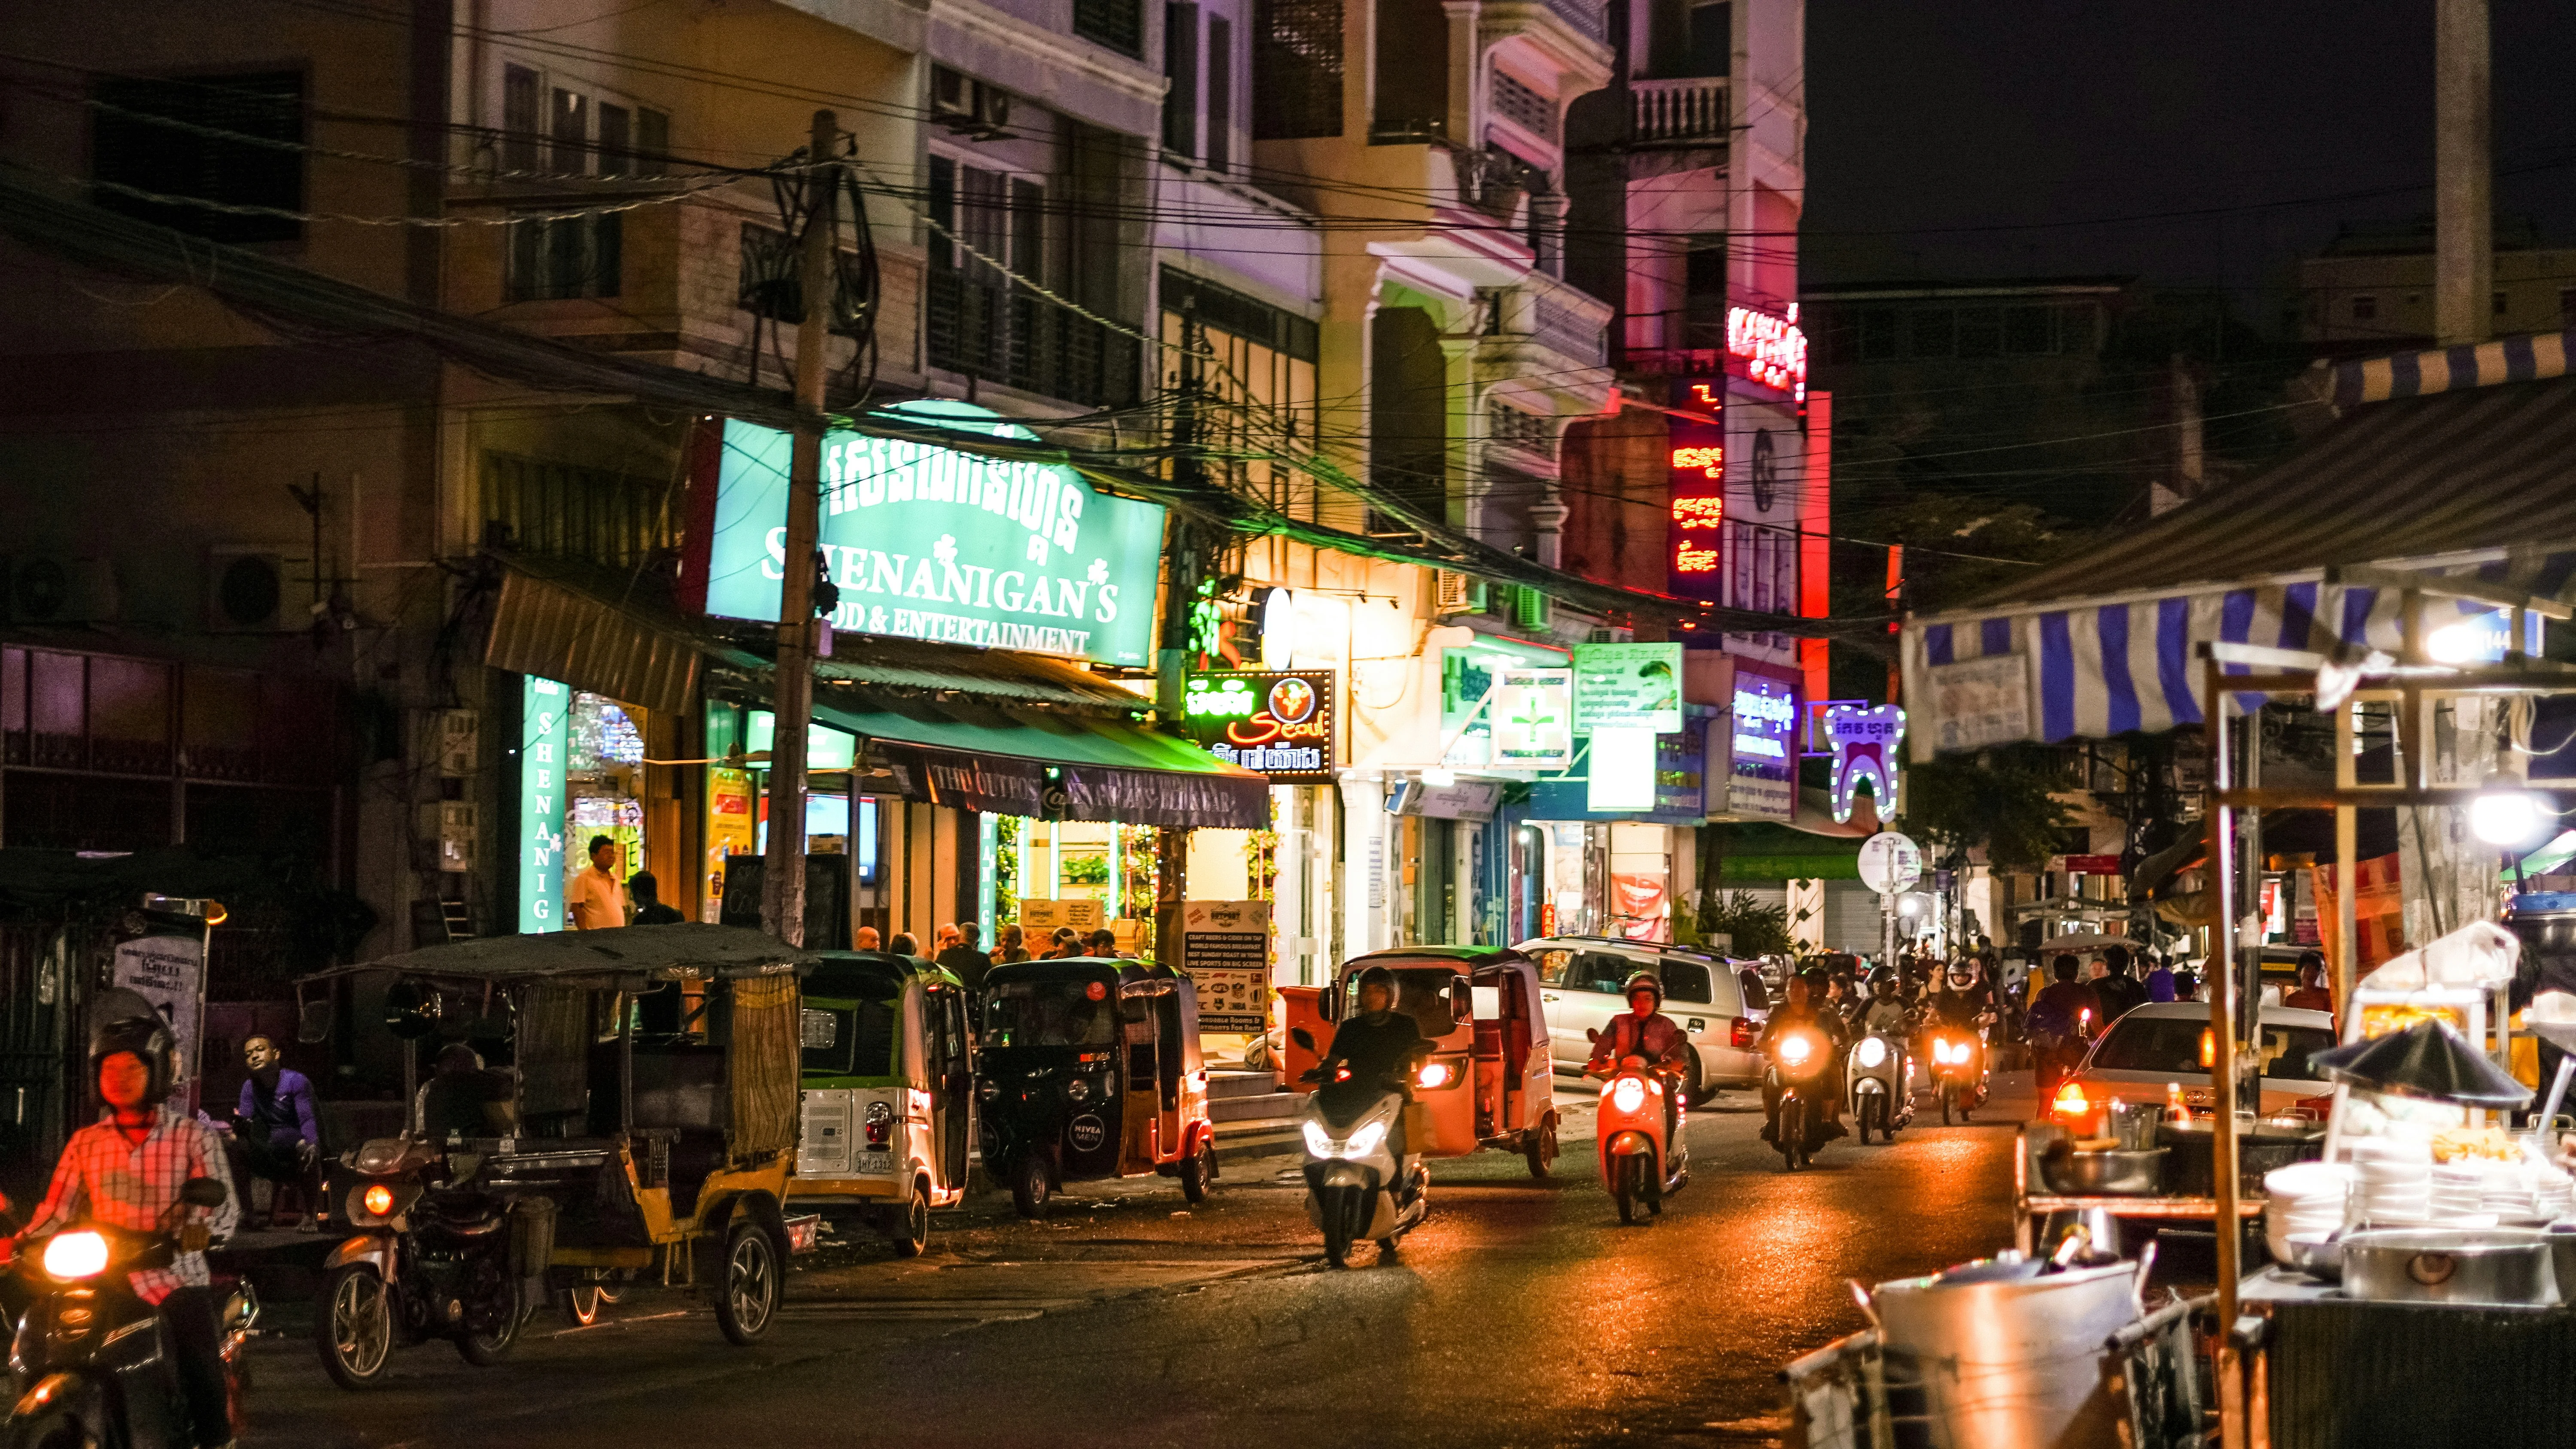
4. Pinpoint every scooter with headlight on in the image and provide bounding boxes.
[1589,1049,1686,1225]
[1925,1019,1992,1125]
[1763,1028,1834,1171]
[1286,1028,1427,1269]
[1846,1030,1913,1145]
[4,1176,257,1449]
